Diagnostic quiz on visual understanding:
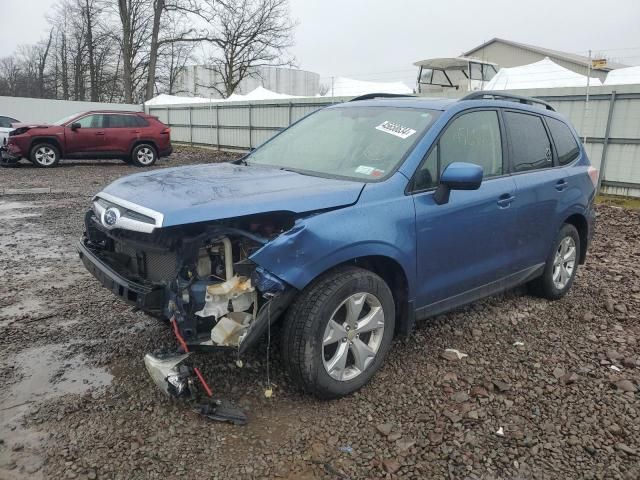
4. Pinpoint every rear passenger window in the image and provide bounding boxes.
[504,111,552,172]
[547,117,580,165]
[108,115,140,128]
[440,110,503,177]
